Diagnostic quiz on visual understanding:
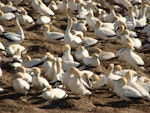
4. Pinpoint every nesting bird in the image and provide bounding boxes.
[68,67,92,95]
[114,77,142,101]
[37,0,55,16]
[83,53,100,67]
[10,48,22,68]
[124,71,150,99]
[0,10,15,21]
[16,66,32,84]
[22,55,43,68]
[77,34,98,47]
[92,48,116,61]
[106,63,122,91]
[123,42,145,71]
[4,43,25,56]
[12,72,30,96]
[75,45,89,61]
[0,2,17,13]
[31,67,50,91]
[62,44,74,62]
[18,7,34,25]
[94,20,116,40]
[42,24,64,43]
[90,74,107,90]
[42,84,68,100]
[86,11,99,30]
[36,15,51,25]
[72,17,87,32]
